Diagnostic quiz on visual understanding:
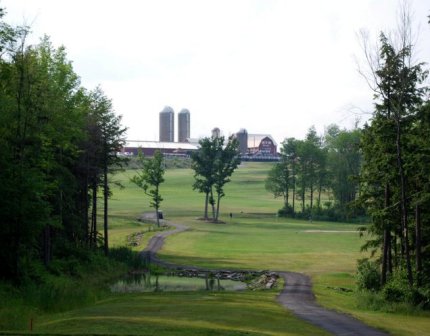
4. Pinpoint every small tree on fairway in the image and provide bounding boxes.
[213,136,241,221]
[192,135,240,222]
[131,150,165,227]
